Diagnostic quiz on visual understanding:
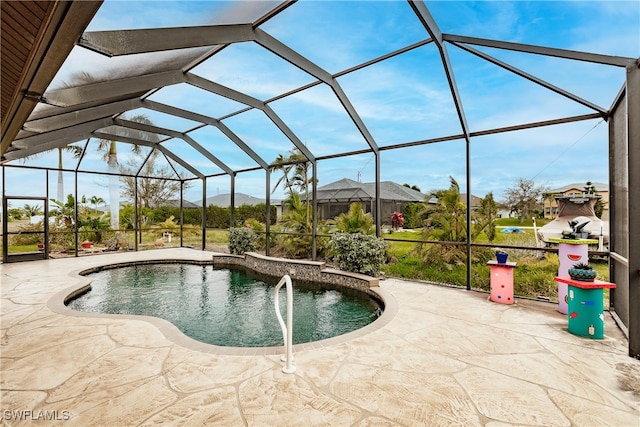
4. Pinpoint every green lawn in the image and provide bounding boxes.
[4,222,608,302]
[6,244,41,254]
[382,228,608,301]
[495,217,551,227]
